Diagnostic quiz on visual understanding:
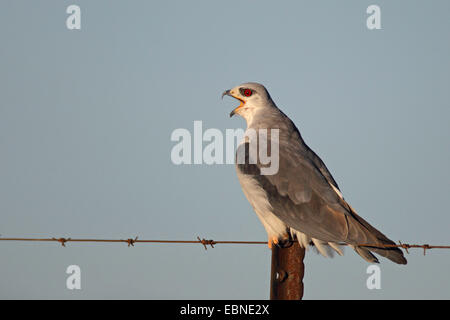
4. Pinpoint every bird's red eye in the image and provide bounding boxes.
[243,89,252,97]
